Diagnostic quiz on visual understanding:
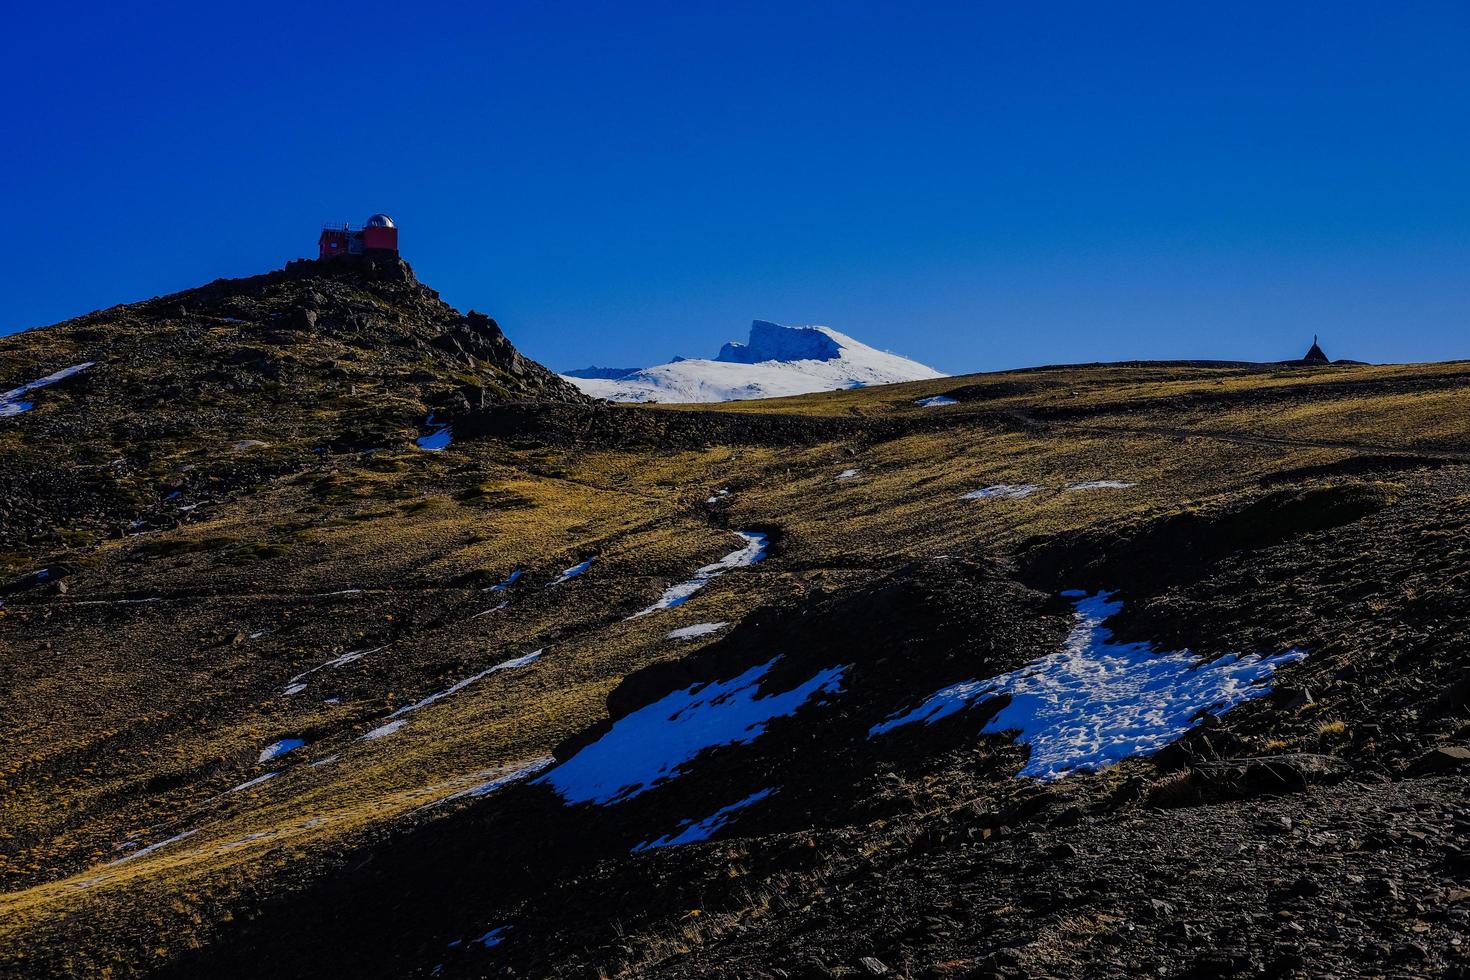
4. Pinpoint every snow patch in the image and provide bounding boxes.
[106,829,196,866]
[1066,480,1136,491]
[285,645,385,693]
[536,657,844,805]
[488,649,543,671]
[367,651,542,739]
[835,469,861,481]
[871,591,1306,780]
[216,831,273,852]
[432,757,556,807]
[258,738,304,763]
[548,559,593,586]
[915,395,957,407]
[416,414,453,451]
[226,772,279,794]
[628,532,767,619]
[360,720,407,741]
[0,361,94,418]
[961,484,1041,500]
[385,656,538,718]
[485,570,522,592]
[215,816,329,854]
[667,622,729,640]
[631,788,774,852]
